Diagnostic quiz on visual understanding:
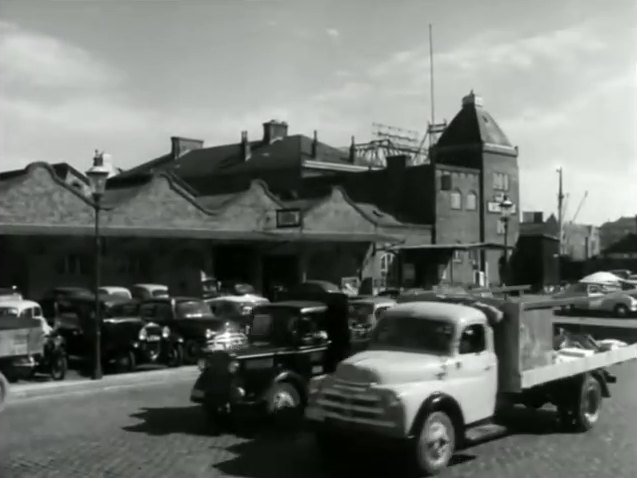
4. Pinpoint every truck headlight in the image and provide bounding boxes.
[162,326,170,339]
[138,328,148,341]
[228,360,240,374]
[205,328,216,340]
